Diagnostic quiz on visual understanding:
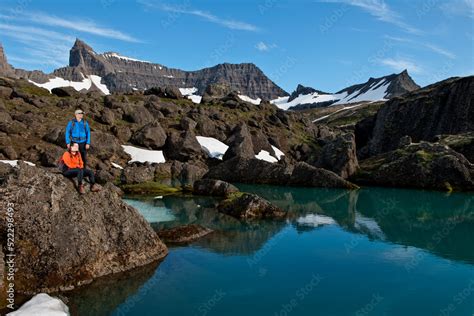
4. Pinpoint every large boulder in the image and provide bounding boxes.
[201,83,232,103]
[223,123,254,160]
[131,121,167,149]
[315,132,359,179]
[353,141,474,191]
[205,157,357,189]
[144,86,183,99]
[218,193,286,219]
[0,163,167,294]
[121,164,156,184]
[164,130,205,162]
[193,179,239,197]
[288,162,358,188]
